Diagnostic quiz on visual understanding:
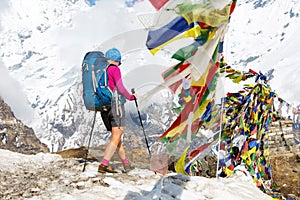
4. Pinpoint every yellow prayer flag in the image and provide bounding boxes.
[150,25,201,55]
[175,146,190,175]
[182,5,231,27]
